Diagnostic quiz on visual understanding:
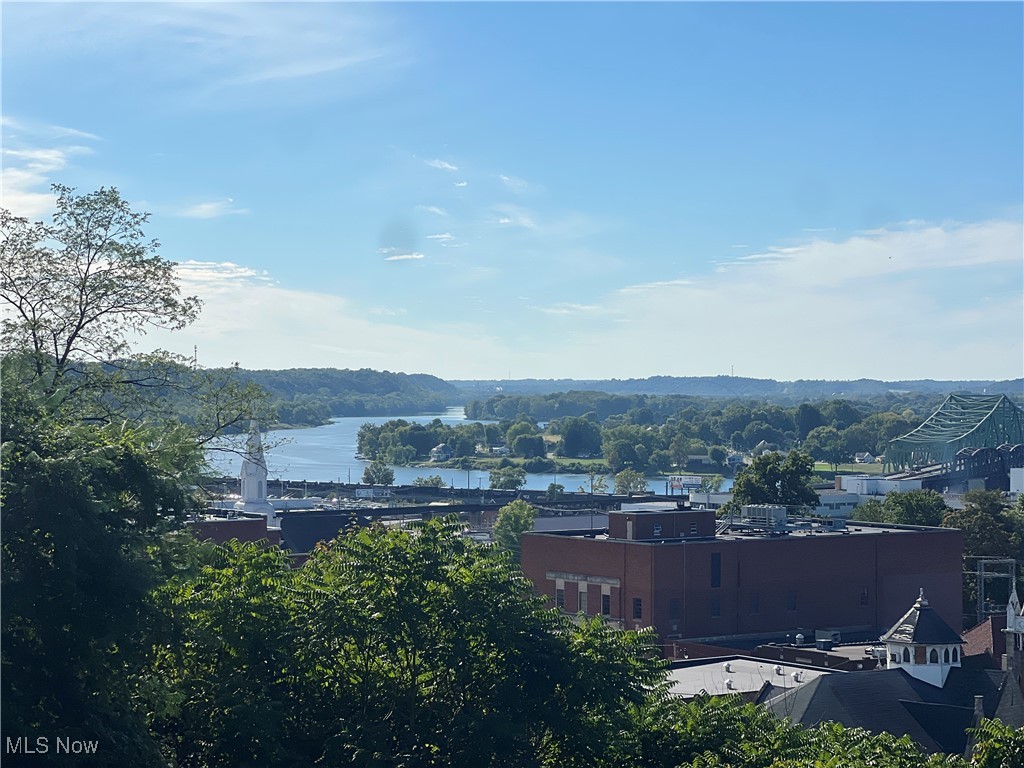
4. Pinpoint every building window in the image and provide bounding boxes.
[710,597,721,618]
[929,648,938,664]
[669,597,681,621]
[578,590,588,614]
[860,587,869,606]
[786,591,797,612]
[902,648,911,663]
[891,653,899,663]
[952,648,959,662]
[750,592,760,615]
[632,597,643,620]
[555,588,564,610]
[689,523,697,535]
[601,594,611,616]
[915,646,926,665]
[653,524,662,536]
[711,552,721,588]
[943,648,950,663]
